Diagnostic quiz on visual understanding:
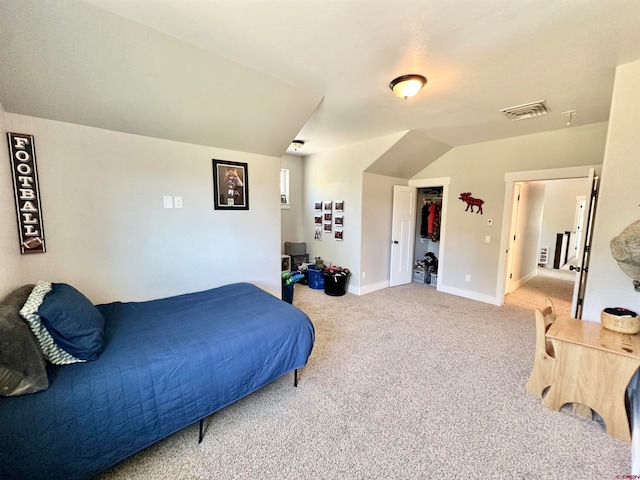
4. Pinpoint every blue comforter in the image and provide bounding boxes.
[0,282,315,480]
